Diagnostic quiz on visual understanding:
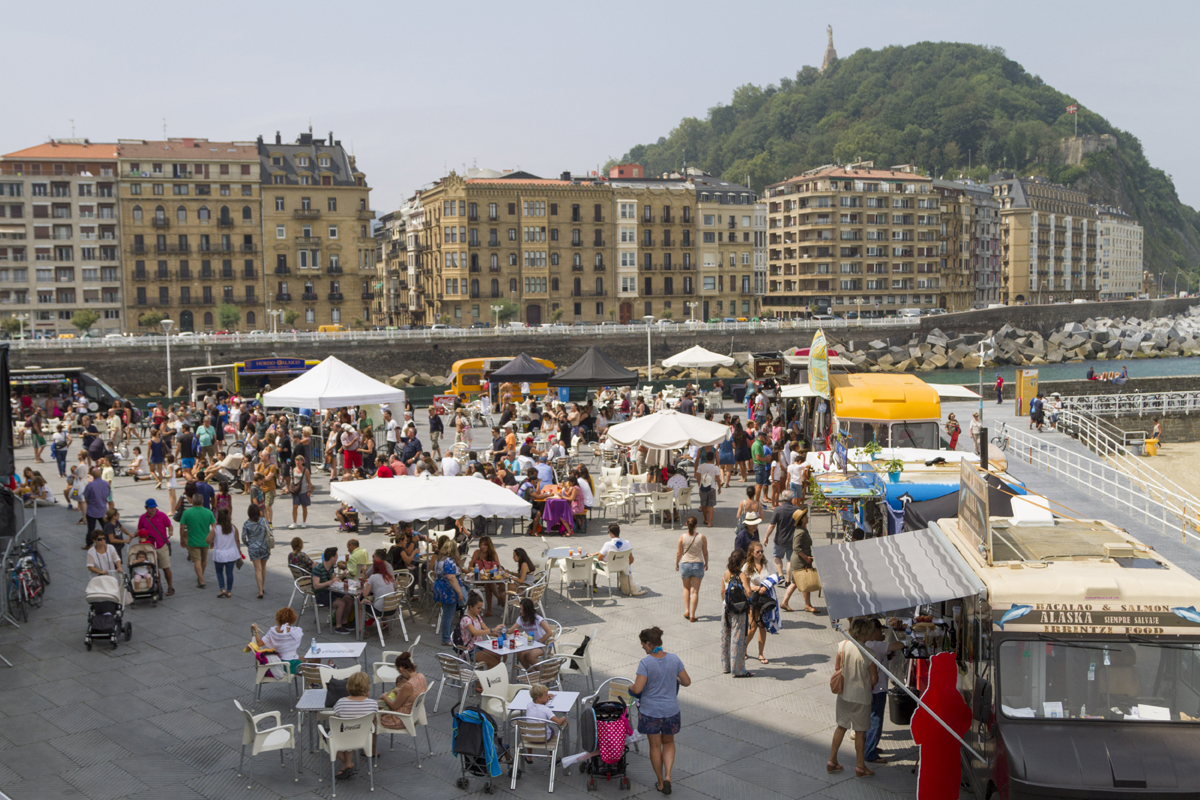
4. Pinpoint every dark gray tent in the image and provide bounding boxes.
[487,353,555,383]
[550,347,639,387]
